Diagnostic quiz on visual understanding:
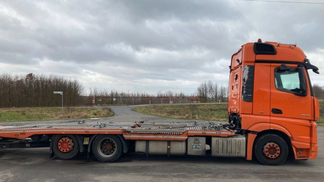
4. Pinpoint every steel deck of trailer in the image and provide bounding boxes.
[0,120,235,141]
